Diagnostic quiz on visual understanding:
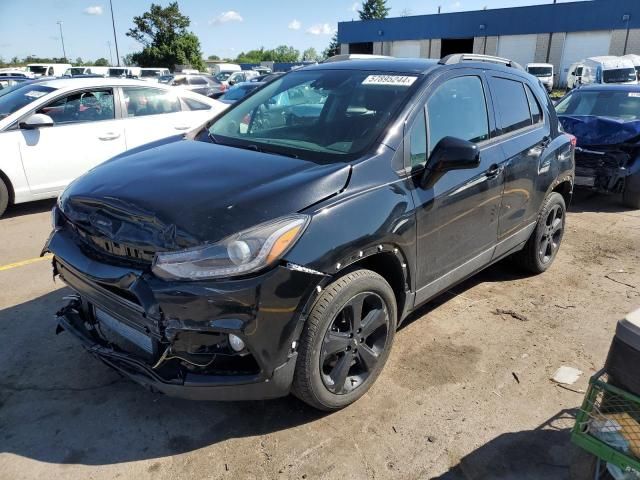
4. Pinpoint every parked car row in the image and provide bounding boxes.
[0,77,226,216]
